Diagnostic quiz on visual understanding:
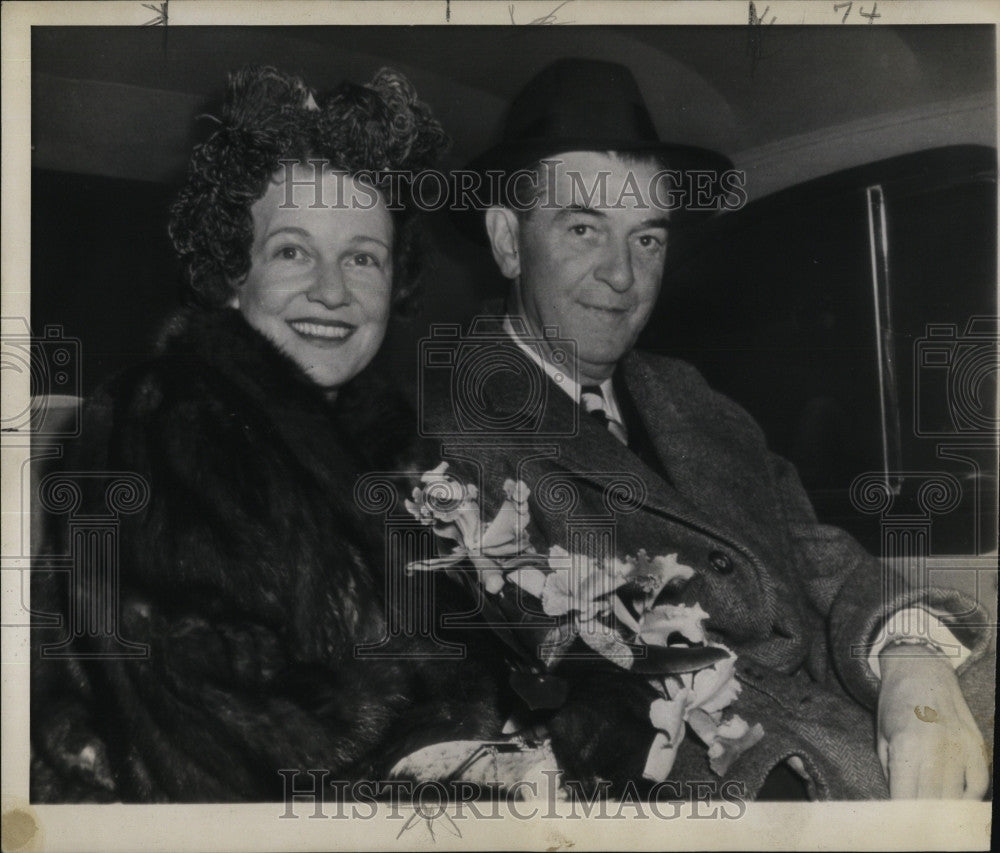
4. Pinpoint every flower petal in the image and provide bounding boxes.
[643,731,682,783]
[716,714,750,741]
[638,603,710,646]
[547,544,571,562]
[707,719,765,776]
[480,489,531,555]
[419,468,479,530]
[481,568,505,595]
[425,520,457,542]
[649,696,686,738]
[578,624,634,669]
[652,553,696,586]
[685,706,721,745]
[664,672,693,700]
[404,501,423,523]
[502,479,531,504]
[690,652,741,715]
[540,566,572,616]
[626,551,695,596]
[506,567,547,599]
[420,461,450,482]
